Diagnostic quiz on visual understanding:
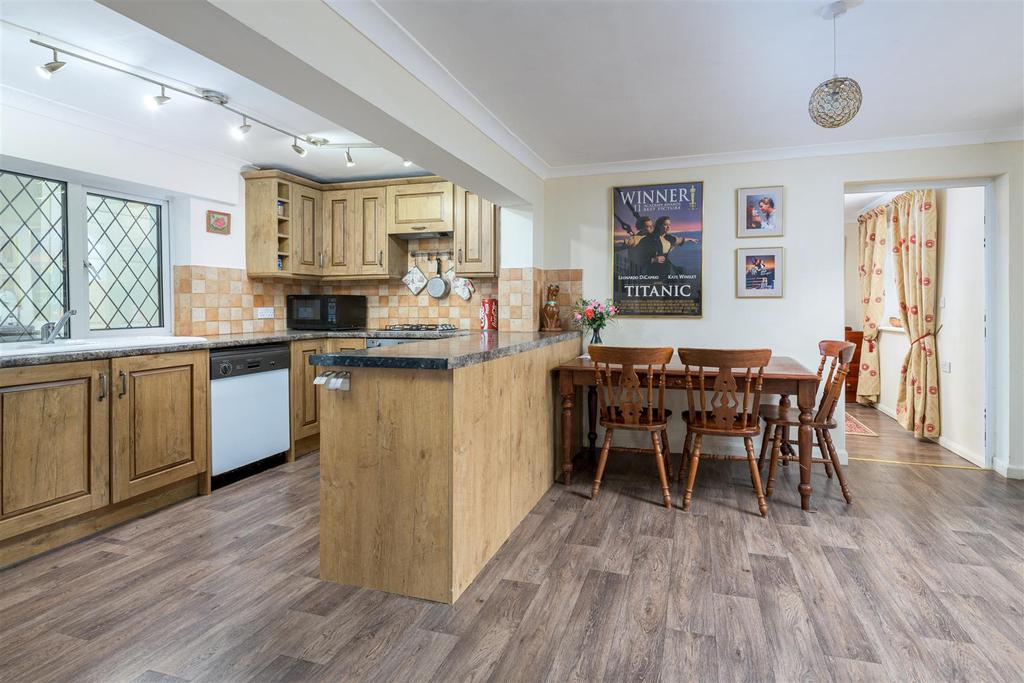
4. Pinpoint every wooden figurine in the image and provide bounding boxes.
[541,284,562,331]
